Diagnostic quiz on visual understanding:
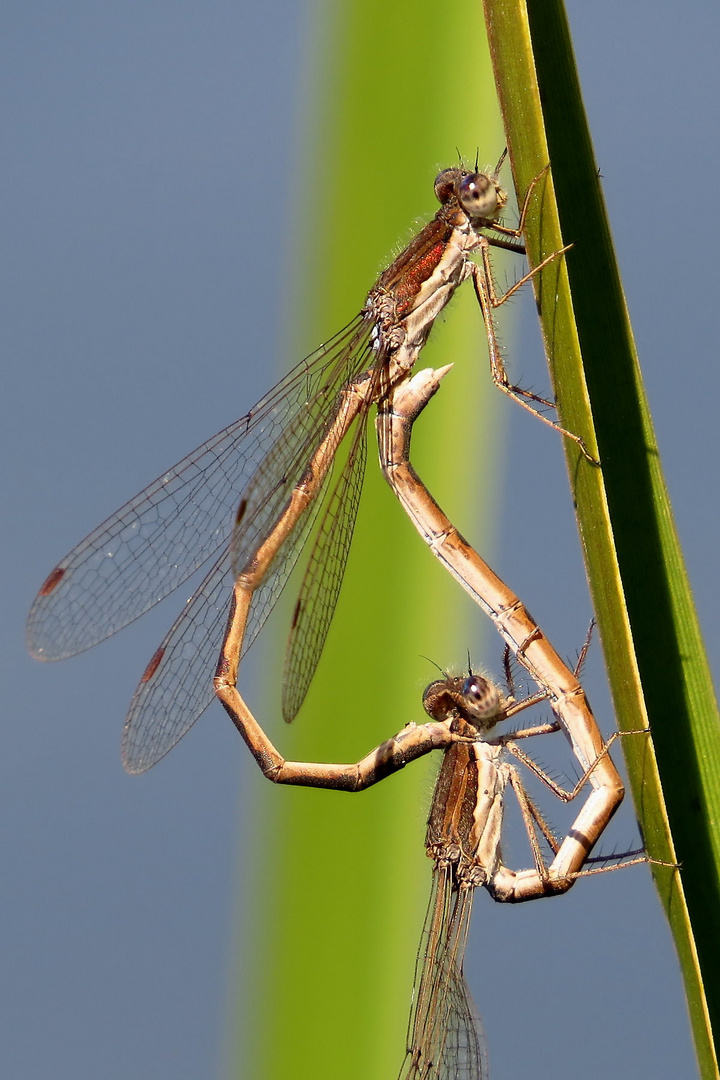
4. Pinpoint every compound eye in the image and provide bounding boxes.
[461,675,501,724]
[434,168,459,205]
[458,172,498,218]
